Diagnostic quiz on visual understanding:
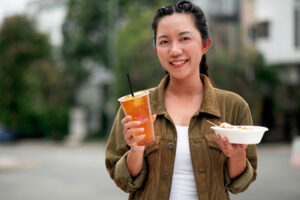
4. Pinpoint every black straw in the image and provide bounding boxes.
[127,73,135,97]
